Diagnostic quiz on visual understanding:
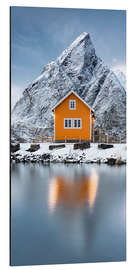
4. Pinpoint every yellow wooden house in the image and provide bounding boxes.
[52,90,95,142]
